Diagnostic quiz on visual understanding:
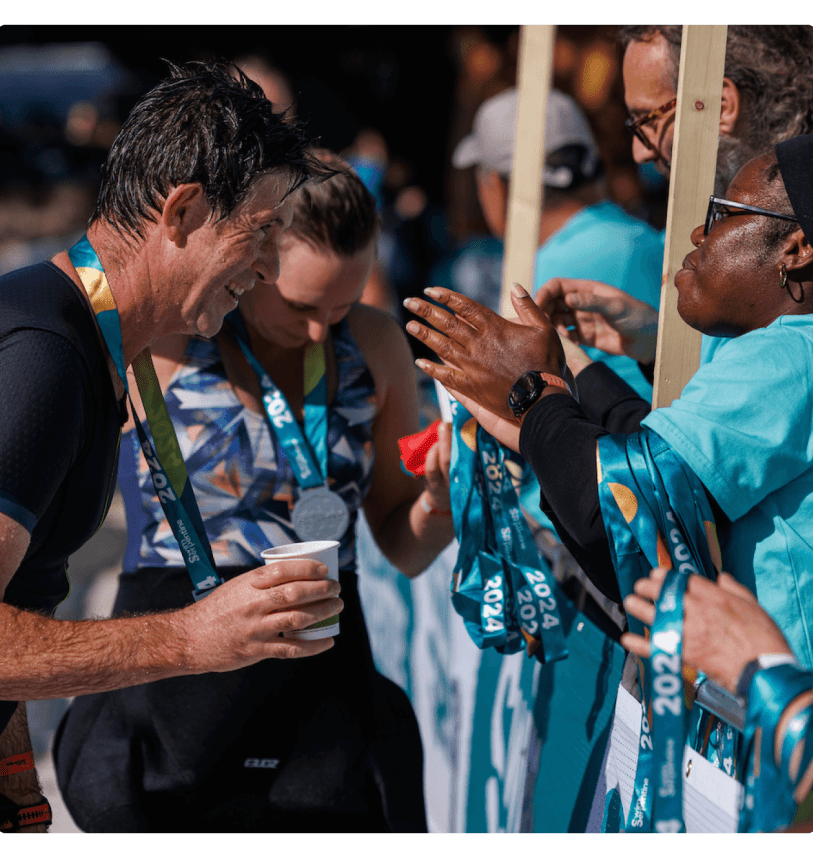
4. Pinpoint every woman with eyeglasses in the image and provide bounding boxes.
[405,136,813,654]
[532,192,802,389]
[403,135,813,829]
